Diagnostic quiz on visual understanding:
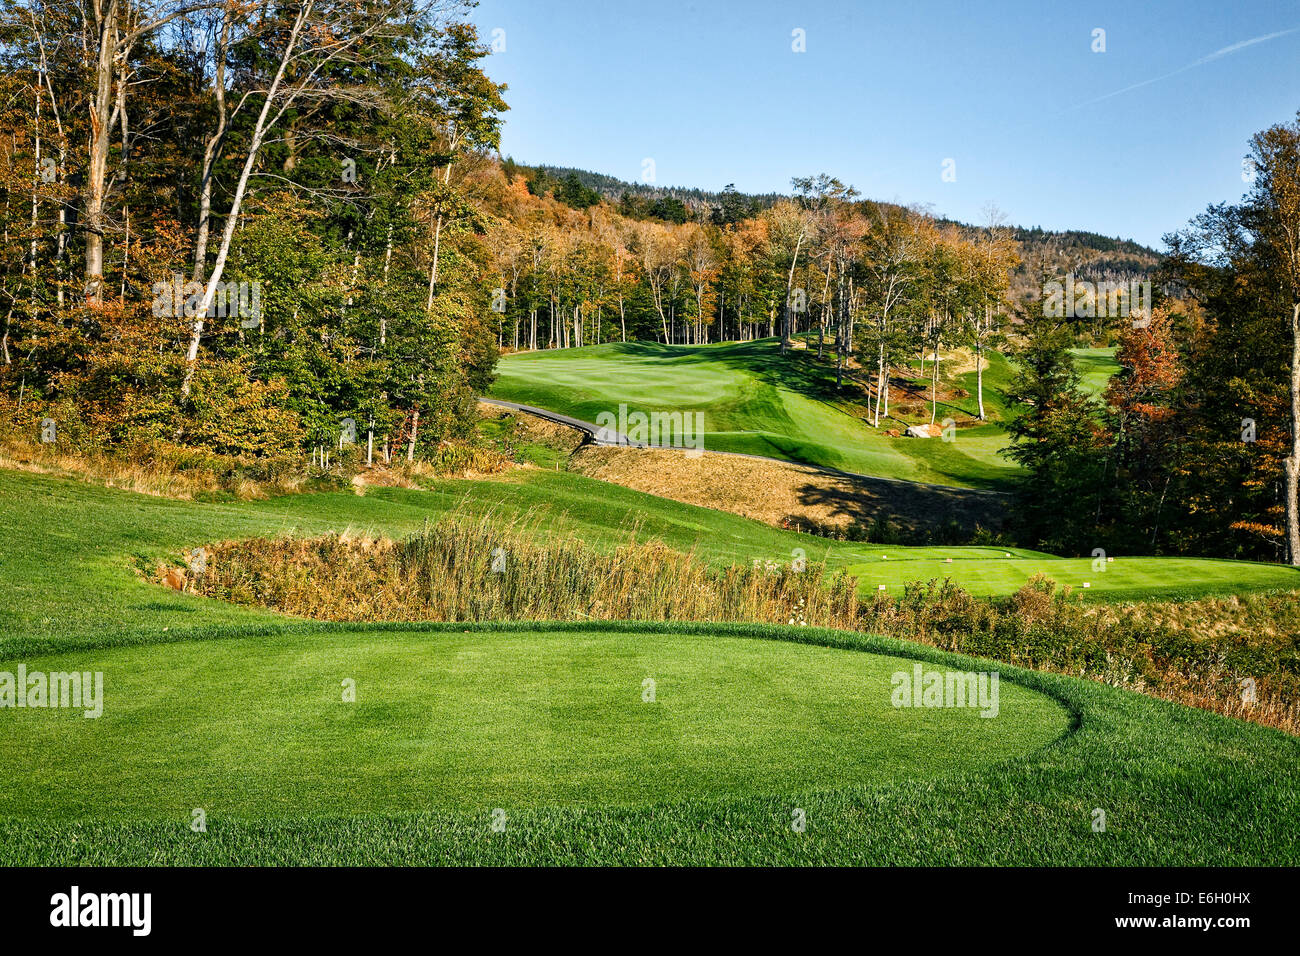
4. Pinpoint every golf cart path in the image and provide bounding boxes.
[479,397,1009,497]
